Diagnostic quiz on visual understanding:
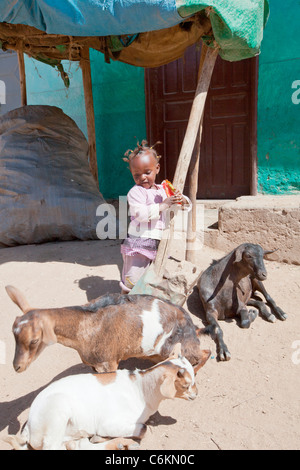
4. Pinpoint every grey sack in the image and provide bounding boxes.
[0,105,115,247]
